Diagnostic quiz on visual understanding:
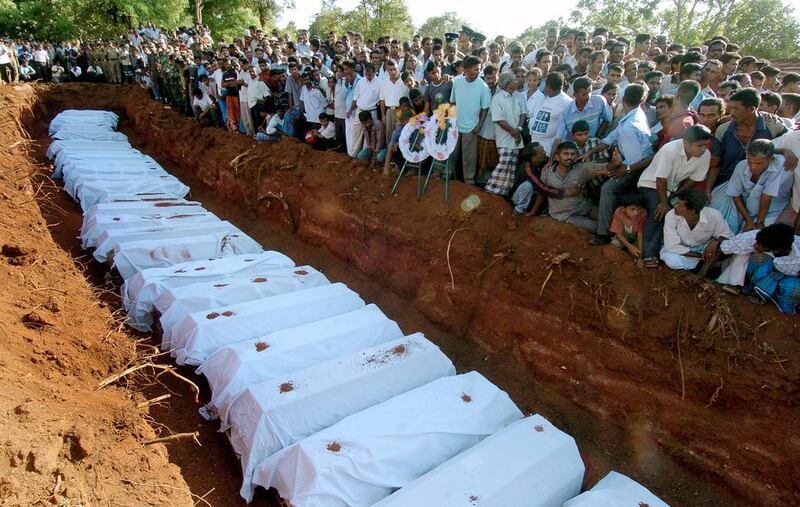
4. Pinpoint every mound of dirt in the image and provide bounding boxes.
[0,84,193,506]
